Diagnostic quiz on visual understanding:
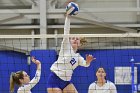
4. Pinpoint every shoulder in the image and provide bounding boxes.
[77,53,82,57]
[107,80,115,85]
[18,86,25,90]
[18,84,28,90]
[17,87,23,93]
[89,82,96,89]
[107,80,116,88]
